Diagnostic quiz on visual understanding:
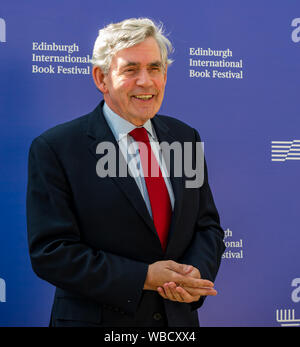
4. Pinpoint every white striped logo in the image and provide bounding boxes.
[276,309,300,327]
[0,18,6,43]
[271,140,300,162]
